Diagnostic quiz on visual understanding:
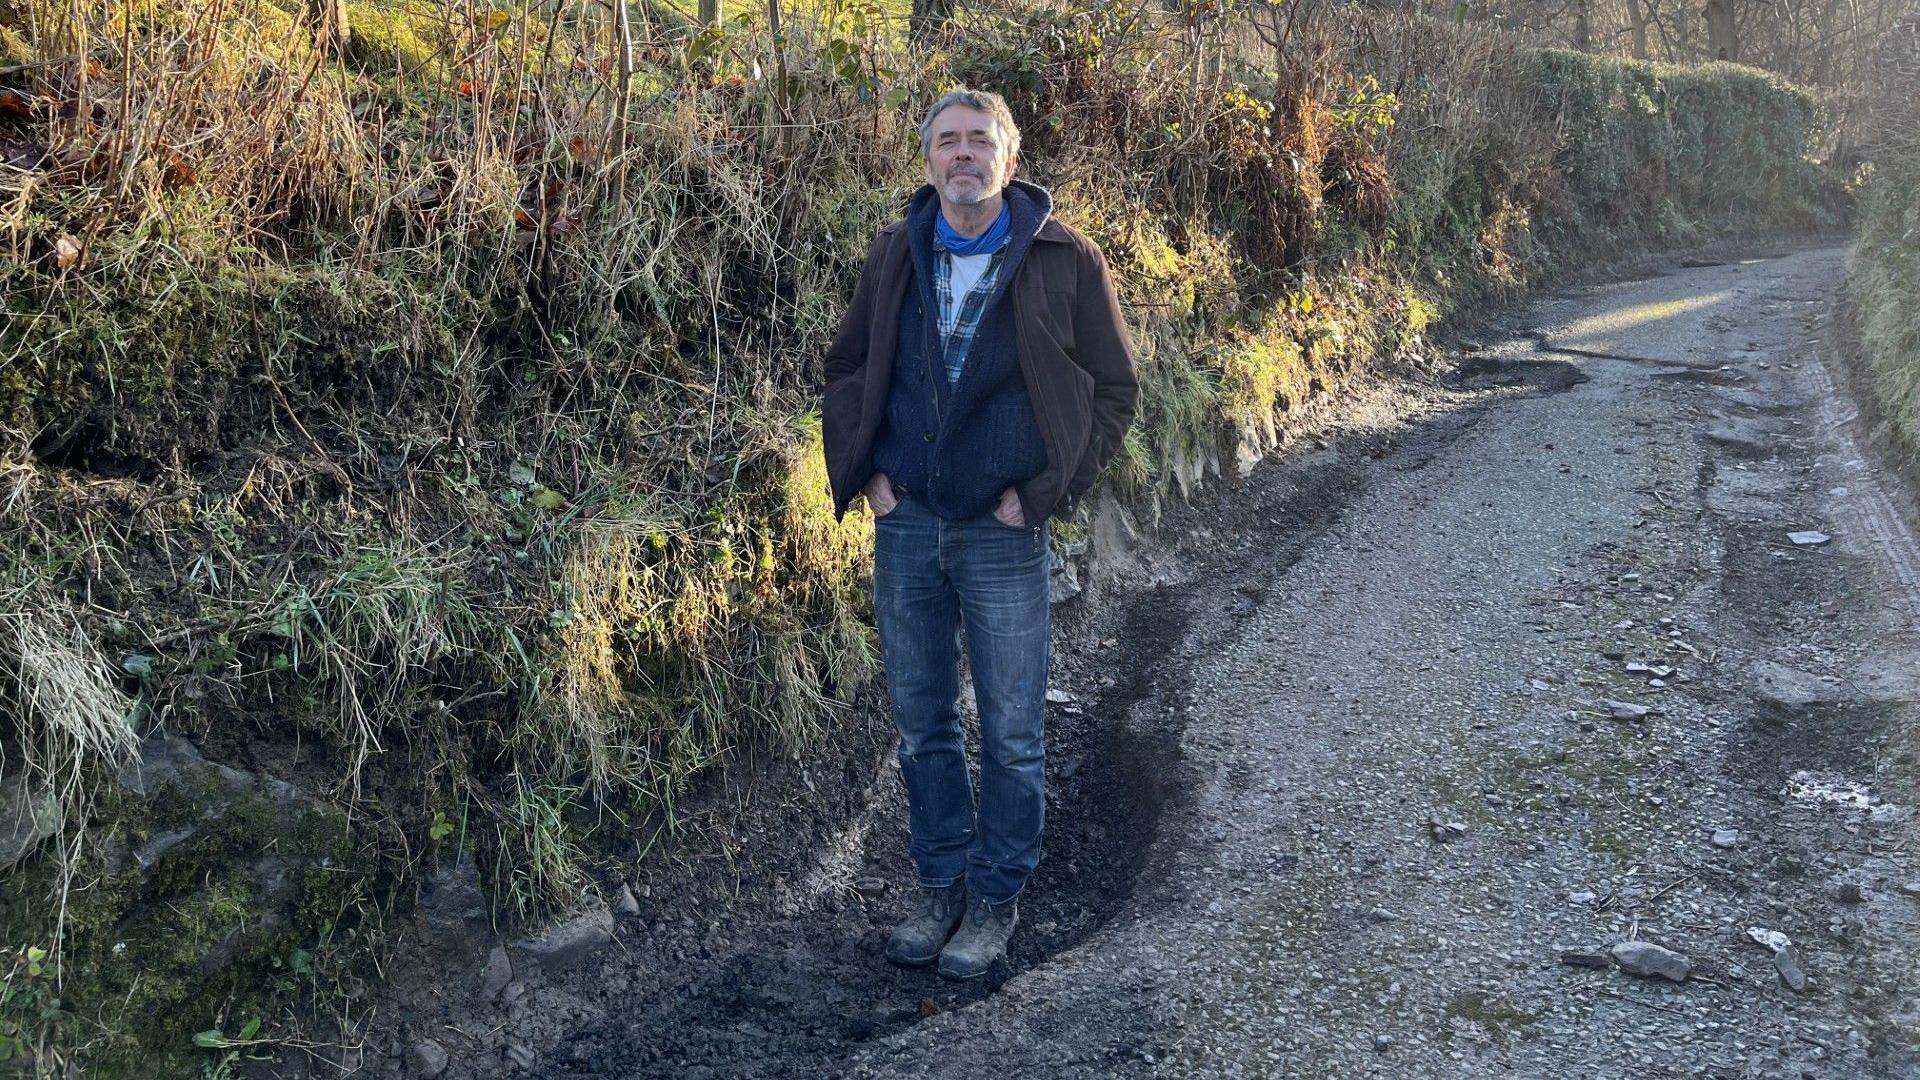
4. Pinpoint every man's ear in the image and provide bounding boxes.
[1003,152,1019,184]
